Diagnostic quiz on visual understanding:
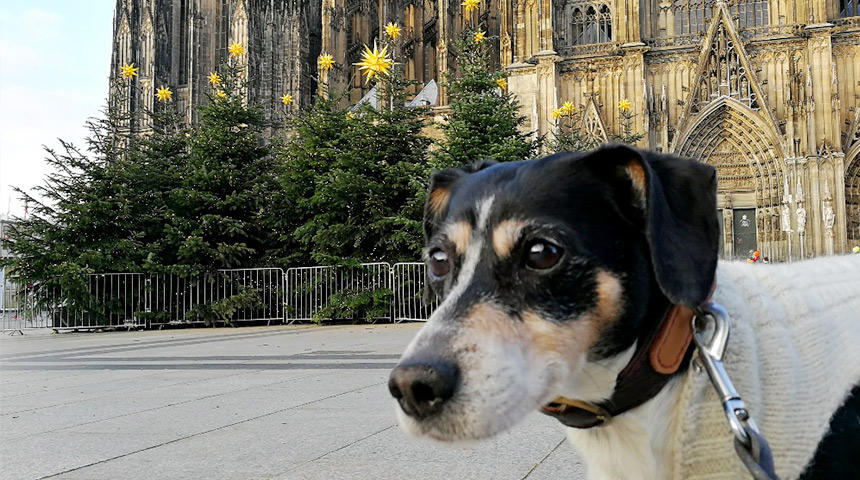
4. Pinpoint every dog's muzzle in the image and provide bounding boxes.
[388,360,460,419]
